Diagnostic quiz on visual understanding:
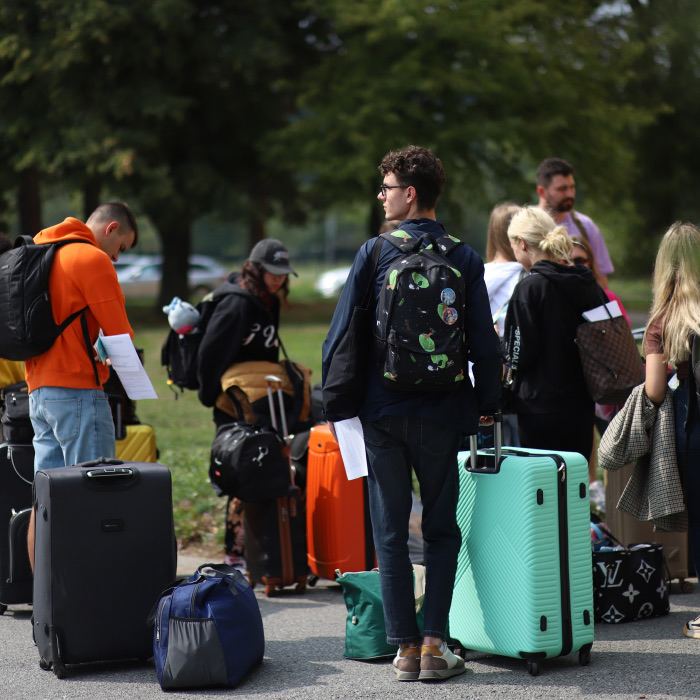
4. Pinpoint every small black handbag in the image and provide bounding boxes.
[592,526,671,624]
[1,382,33,445]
